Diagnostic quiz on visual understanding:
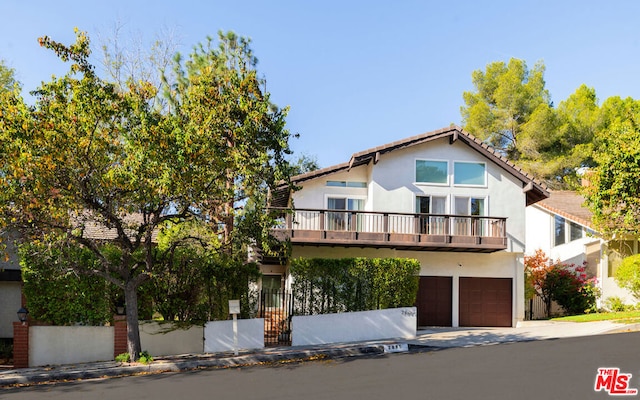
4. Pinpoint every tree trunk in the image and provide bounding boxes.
[124,280,142,361]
